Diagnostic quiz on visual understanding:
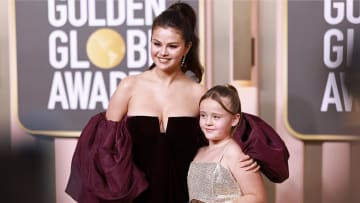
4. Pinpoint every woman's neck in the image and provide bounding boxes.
[151,66,184,86]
